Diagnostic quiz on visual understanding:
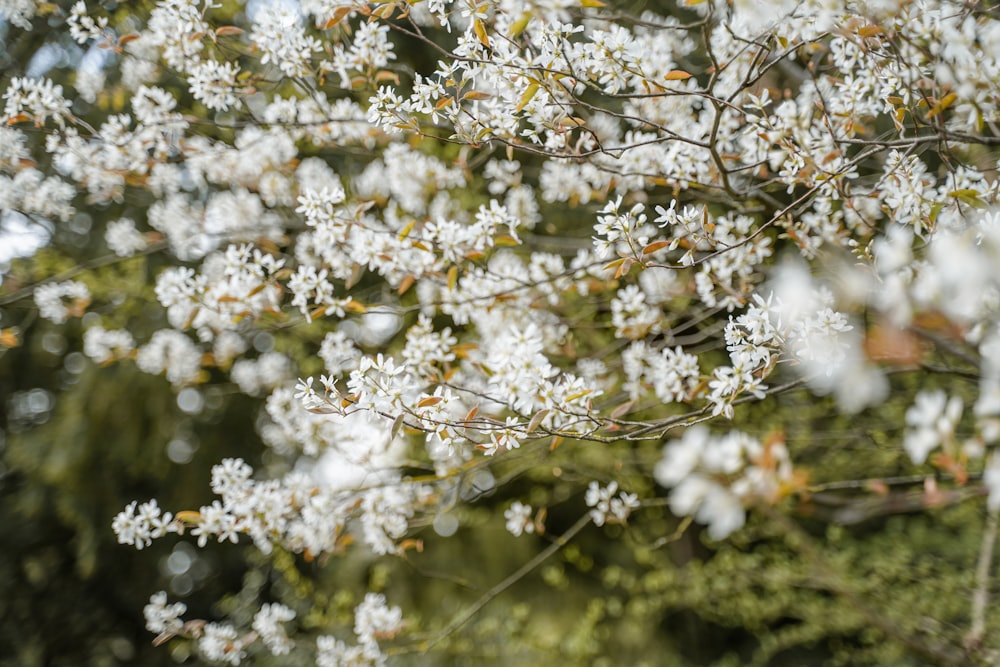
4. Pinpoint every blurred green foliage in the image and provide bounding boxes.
[0,272,257,665]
